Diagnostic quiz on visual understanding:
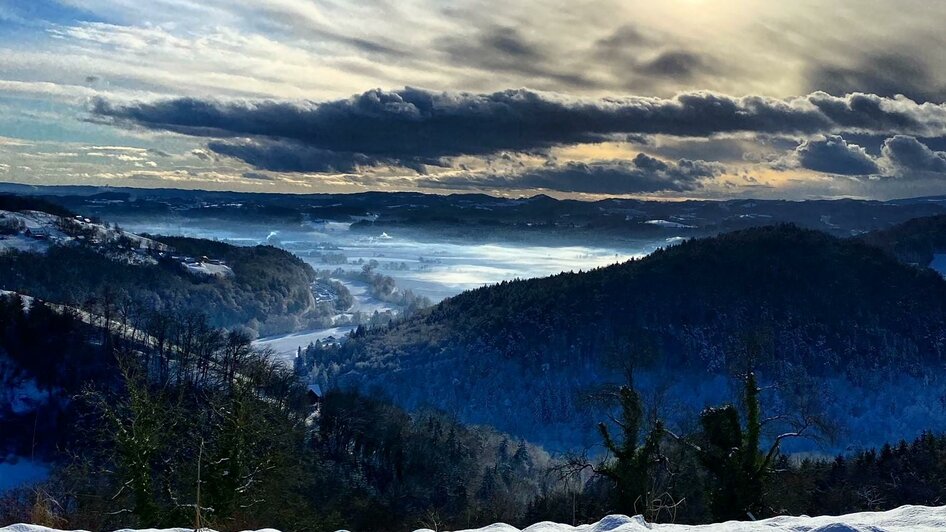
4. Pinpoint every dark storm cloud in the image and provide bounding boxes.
[420,154,724,194]
[207,139,382,173]
[808,53,944,104]
[92,88,946,162]
[795,135,879,175]
[881,135,946,173]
